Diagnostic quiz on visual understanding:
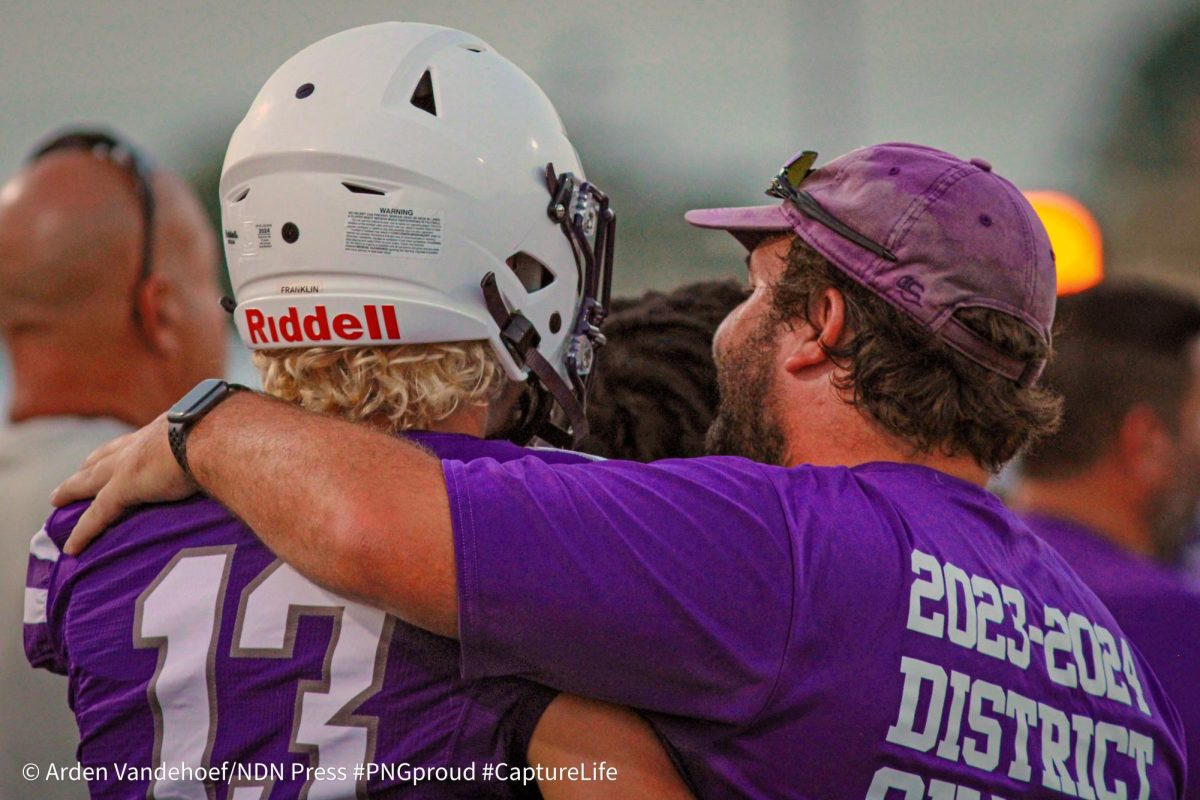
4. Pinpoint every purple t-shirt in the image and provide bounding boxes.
[25,432,591,799]
[444,456,1188,799]
[1023,512,1200,800]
